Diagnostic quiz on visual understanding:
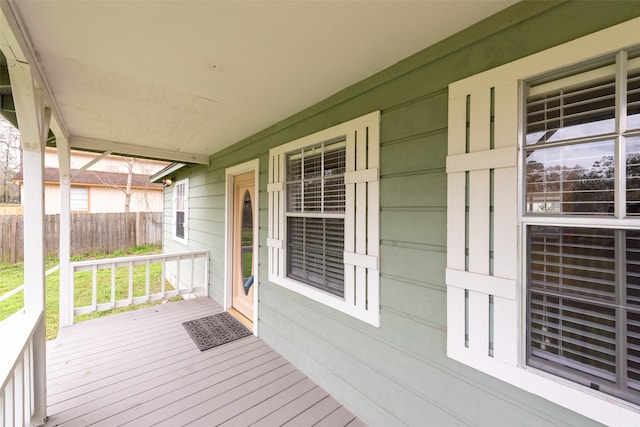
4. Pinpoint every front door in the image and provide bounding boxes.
[232,172,255,322]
